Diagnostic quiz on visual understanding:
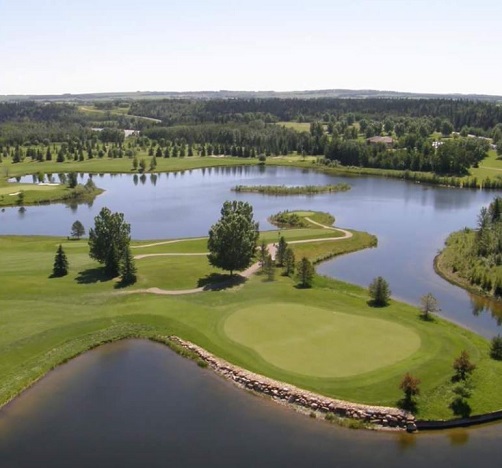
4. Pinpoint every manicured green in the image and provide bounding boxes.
[224,303,420,378]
